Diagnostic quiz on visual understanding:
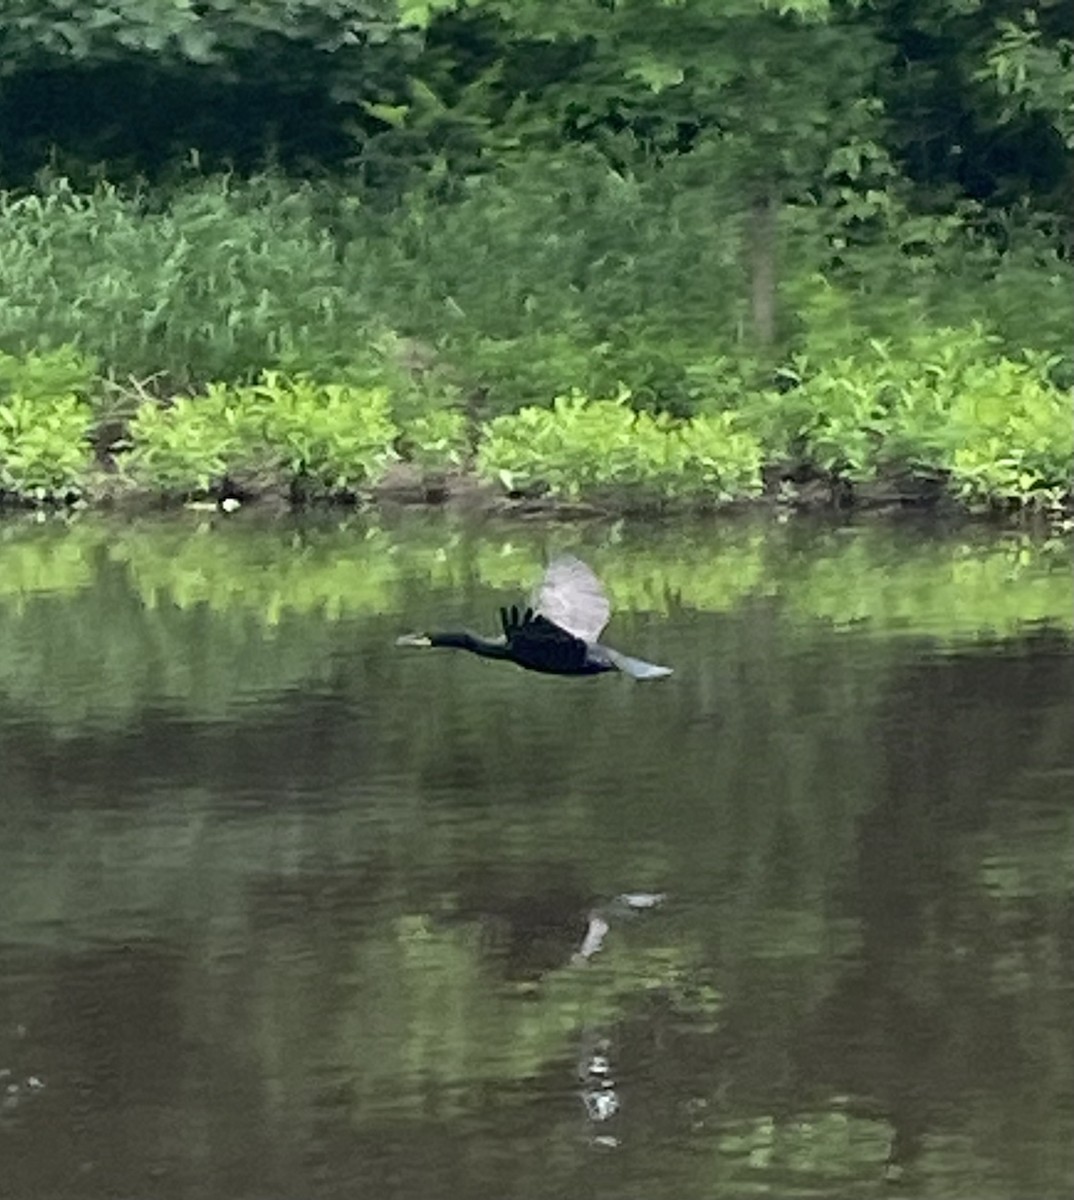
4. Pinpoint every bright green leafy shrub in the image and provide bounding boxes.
[477,389,763,504]
[125,384,253,496]
[124,373,399,498]
[0,391,95,501]
[752,344,953,481]
[245,373,399,495]
[943,354,1073,507]
[669,413,765,501]
[0,346,98,407]
[478,390,669,498]
[0,348,97,501]
[399,409,471,472]
[747,326,1073,506]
